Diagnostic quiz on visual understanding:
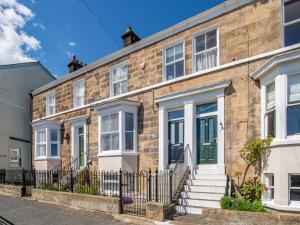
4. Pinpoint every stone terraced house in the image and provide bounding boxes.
[31,0,300,214]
